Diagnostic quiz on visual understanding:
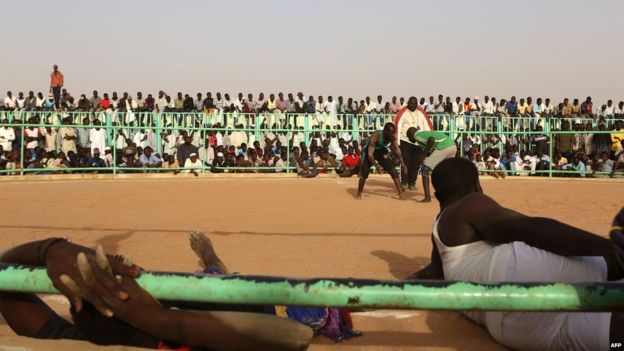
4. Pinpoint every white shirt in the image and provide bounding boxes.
[89,128,107,154]
[316,101,327,113]
[481,100,494,114]
[133,131,147,148]
[183,158,202,171]
[398,109,432,143]
[24,128,40,149]
[36,97,44,107]
[0,127,16,151]
[604,105,615,116]
[156,97,168,112]
[44,130,57,151]
[325,101,337,116]
[365,101,377,113]
[229,131,248,148]
[4,96,16,108]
